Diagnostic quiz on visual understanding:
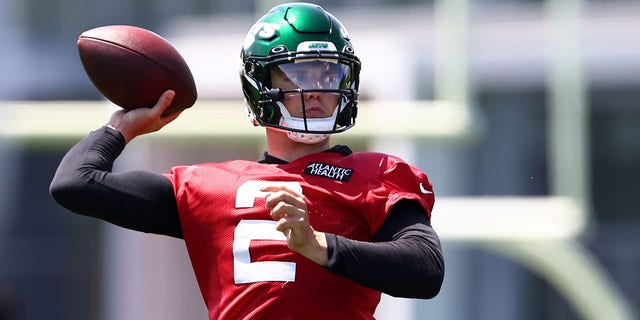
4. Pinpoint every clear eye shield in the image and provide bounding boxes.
[271,60,351,91]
